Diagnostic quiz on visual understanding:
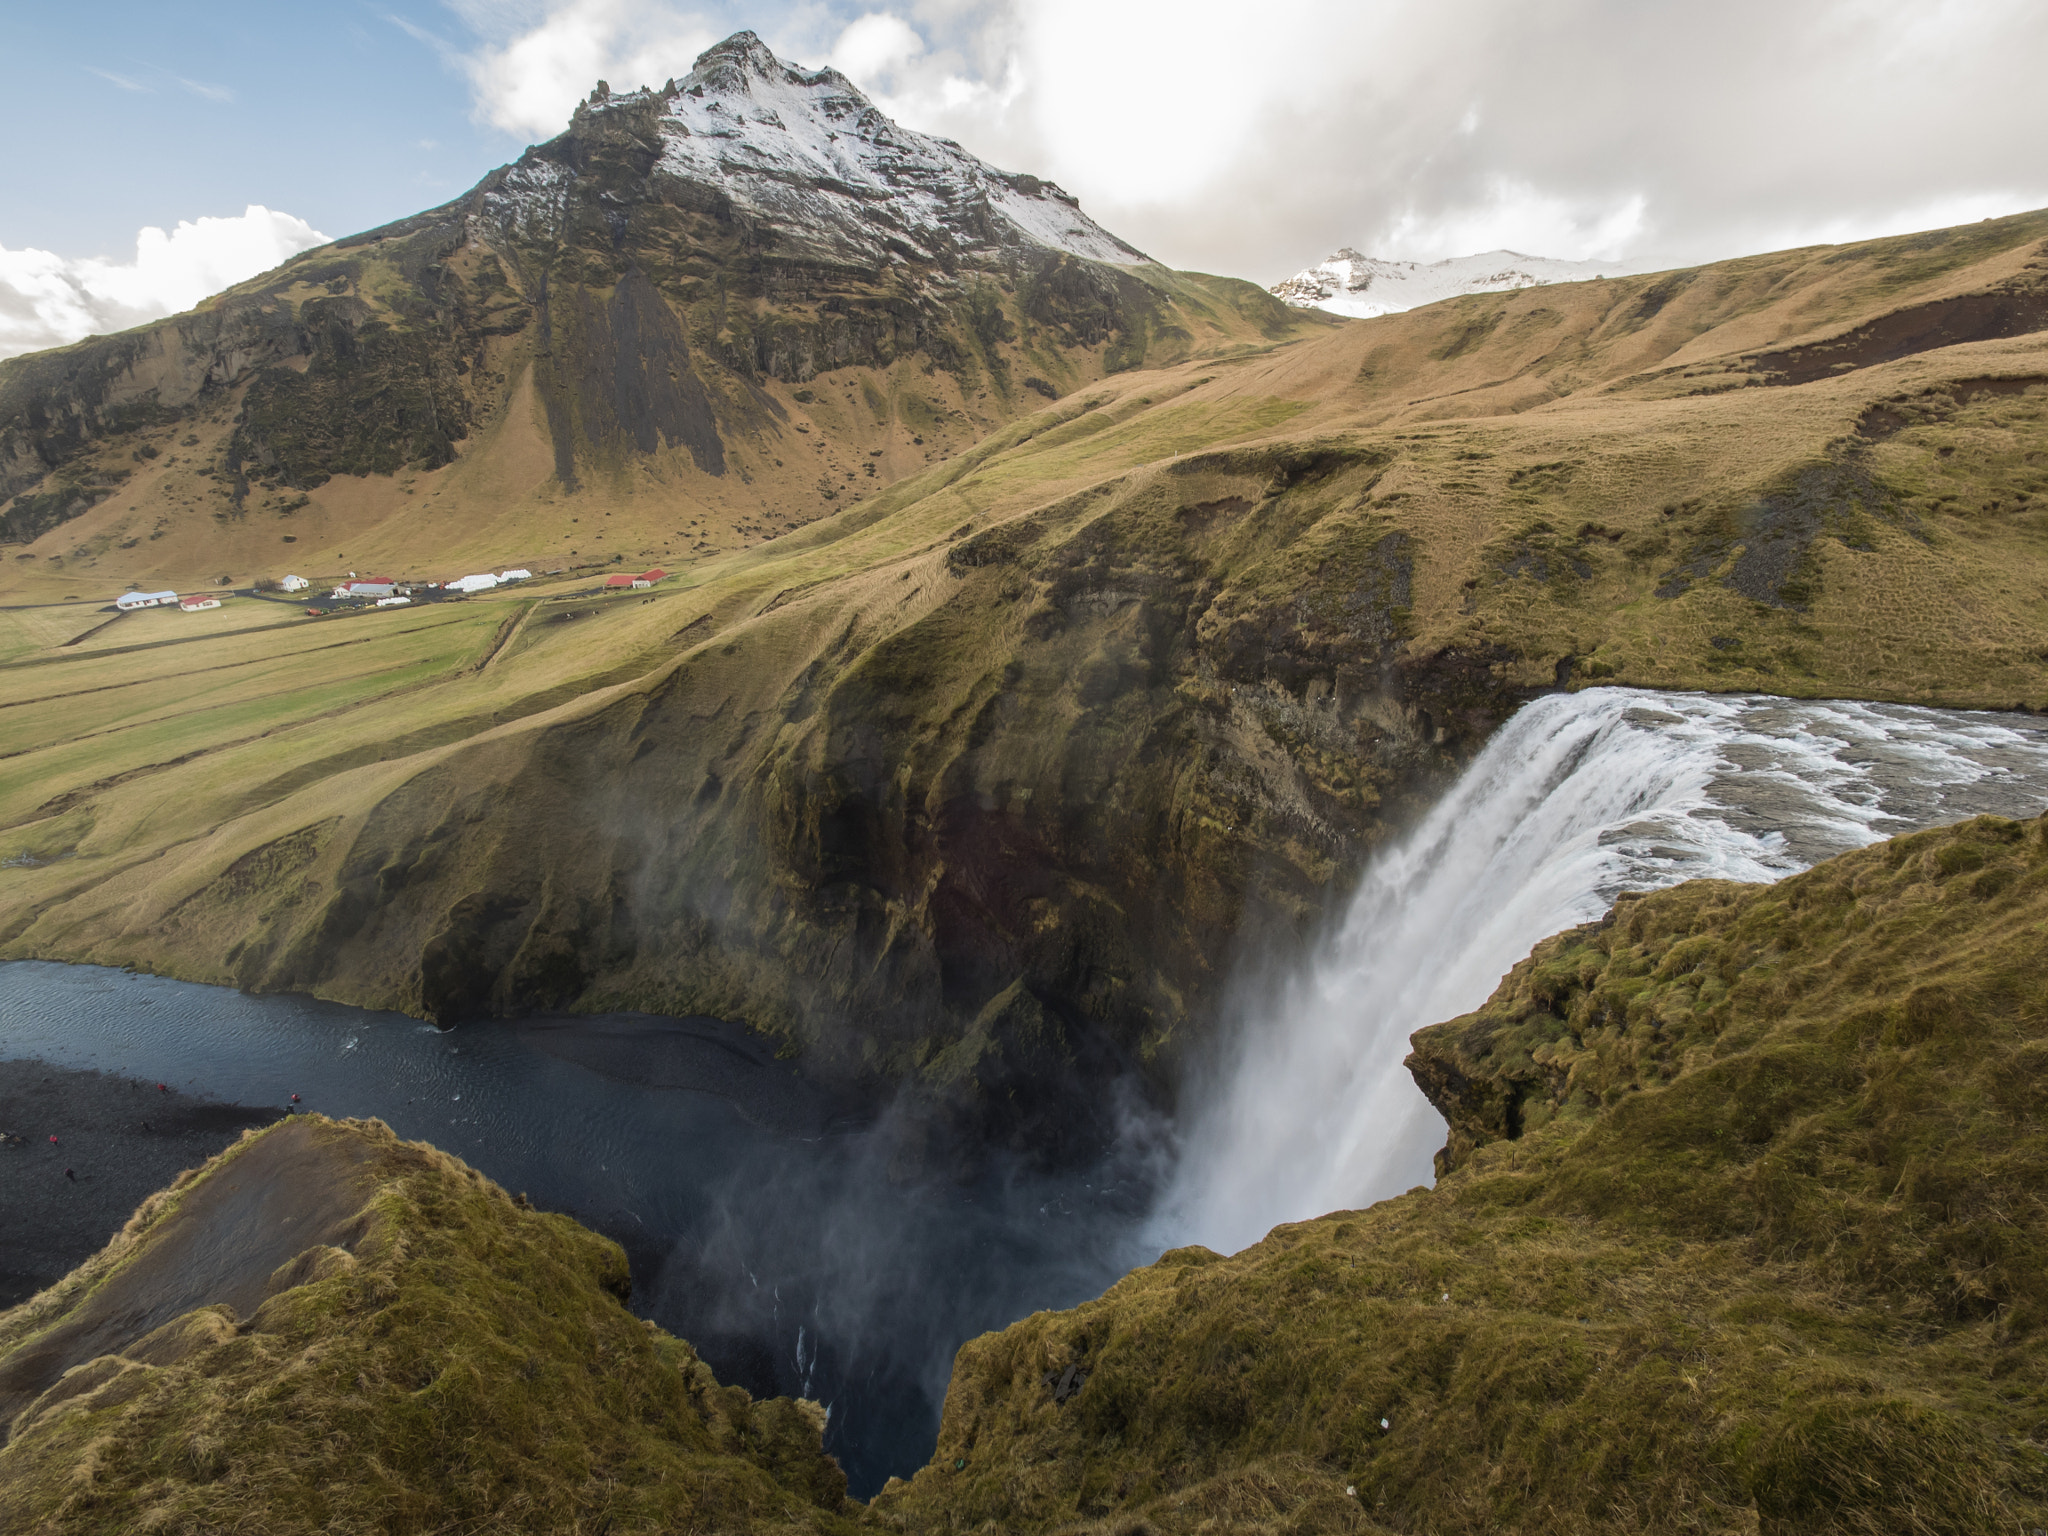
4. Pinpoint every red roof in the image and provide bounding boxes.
[603,573,635,587]
[638,568,668,583]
